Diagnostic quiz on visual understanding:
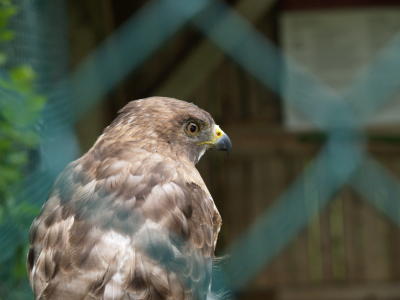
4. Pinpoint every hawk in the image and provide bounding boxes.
[27,97,231,300]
